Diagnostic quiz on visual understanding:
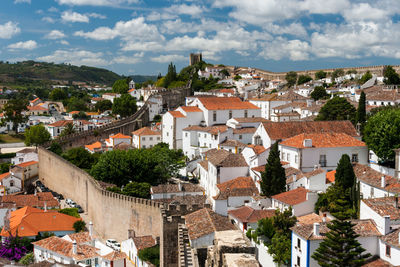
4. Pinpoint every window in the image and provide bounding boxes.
[149,137,153,141]
[239,135,242,140]
[319,154,327,167]
[19,158,23,163]
[351,154,358,162]
[143,145,146,148]
[381,102,384,105]
[370,187,374,198]
[297,256,301,266]
[166,132,169,136]
[244,110,248,118]
[229,110,232,119]
[142,137,146,141]
[157,137,160,141]
[282,152,286,161]
[287,153,290,161]
[10,180,14,187]
[386,245,391,257]
[204,134,206,138]
[297,238,301,250]
[213,111,217,121]
[295,155,298,164]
